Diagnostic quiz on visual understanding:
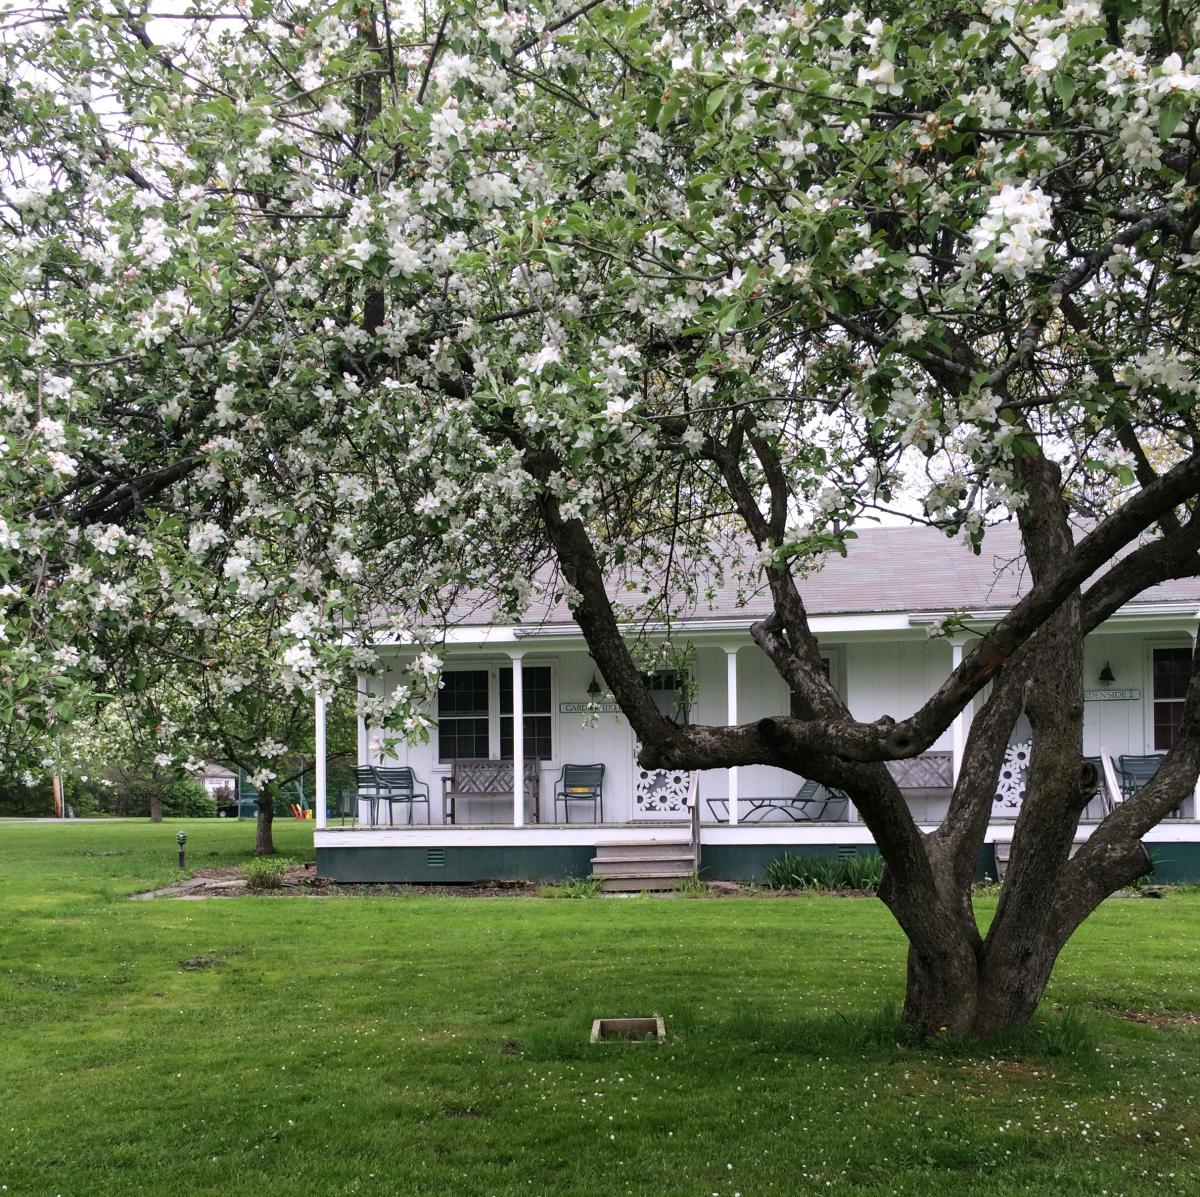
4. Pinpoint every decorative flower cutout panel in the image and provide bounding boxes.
[992,739,1032,813]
